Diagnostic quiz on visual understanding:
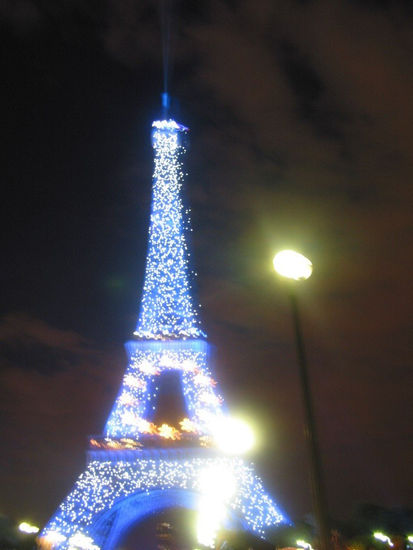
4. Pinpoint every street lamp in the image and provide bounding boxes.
[273,250,313,281]
[273,250,330,550]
